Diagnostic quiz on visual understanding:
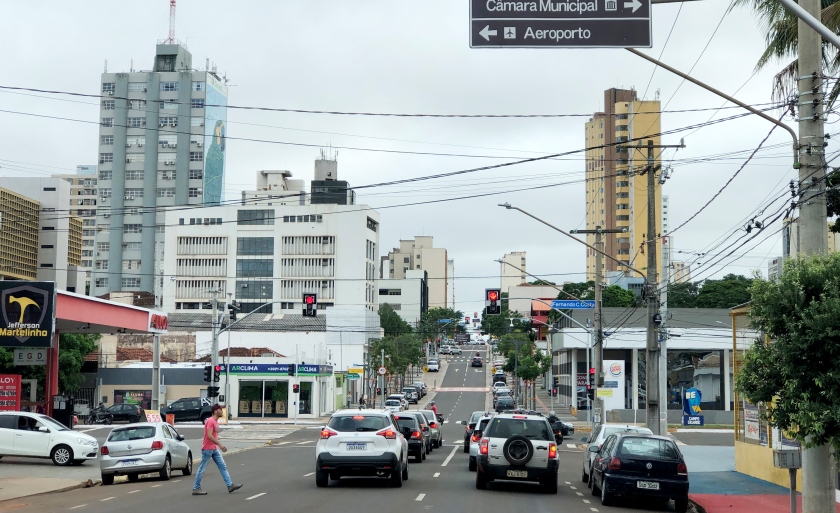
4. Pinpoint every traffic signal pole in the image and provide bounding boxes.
[210,289,221,401]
